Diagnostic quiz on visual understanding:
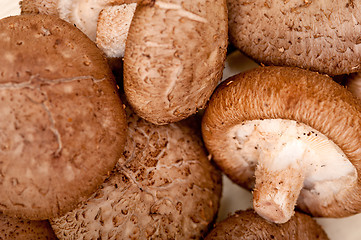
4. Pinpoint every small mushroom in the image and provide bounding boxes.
[227,0,361,75]
[0,15,127,220]
[204,209,329,239]
[202,66,361,223]
[0,213,57,240]
[123,0,228,124]
[50,103,222,239]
